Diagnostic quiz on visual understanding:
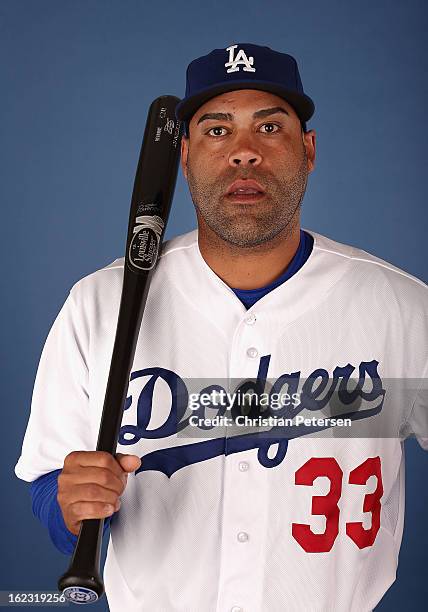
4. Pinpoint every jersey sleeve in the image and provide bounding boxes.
[404,362,428,451]
[15,286,94,482]
[30,469,78,554]
[30,469,112,555]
